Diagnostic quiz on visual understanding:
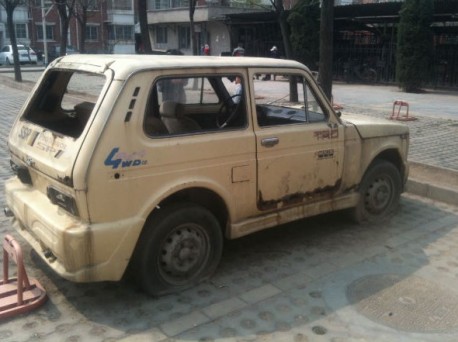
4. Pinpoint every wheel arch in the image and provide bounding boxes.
[156,187,230,234]
[126,188,228,293]
[132,186,230,246]
[368,148,407,189]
